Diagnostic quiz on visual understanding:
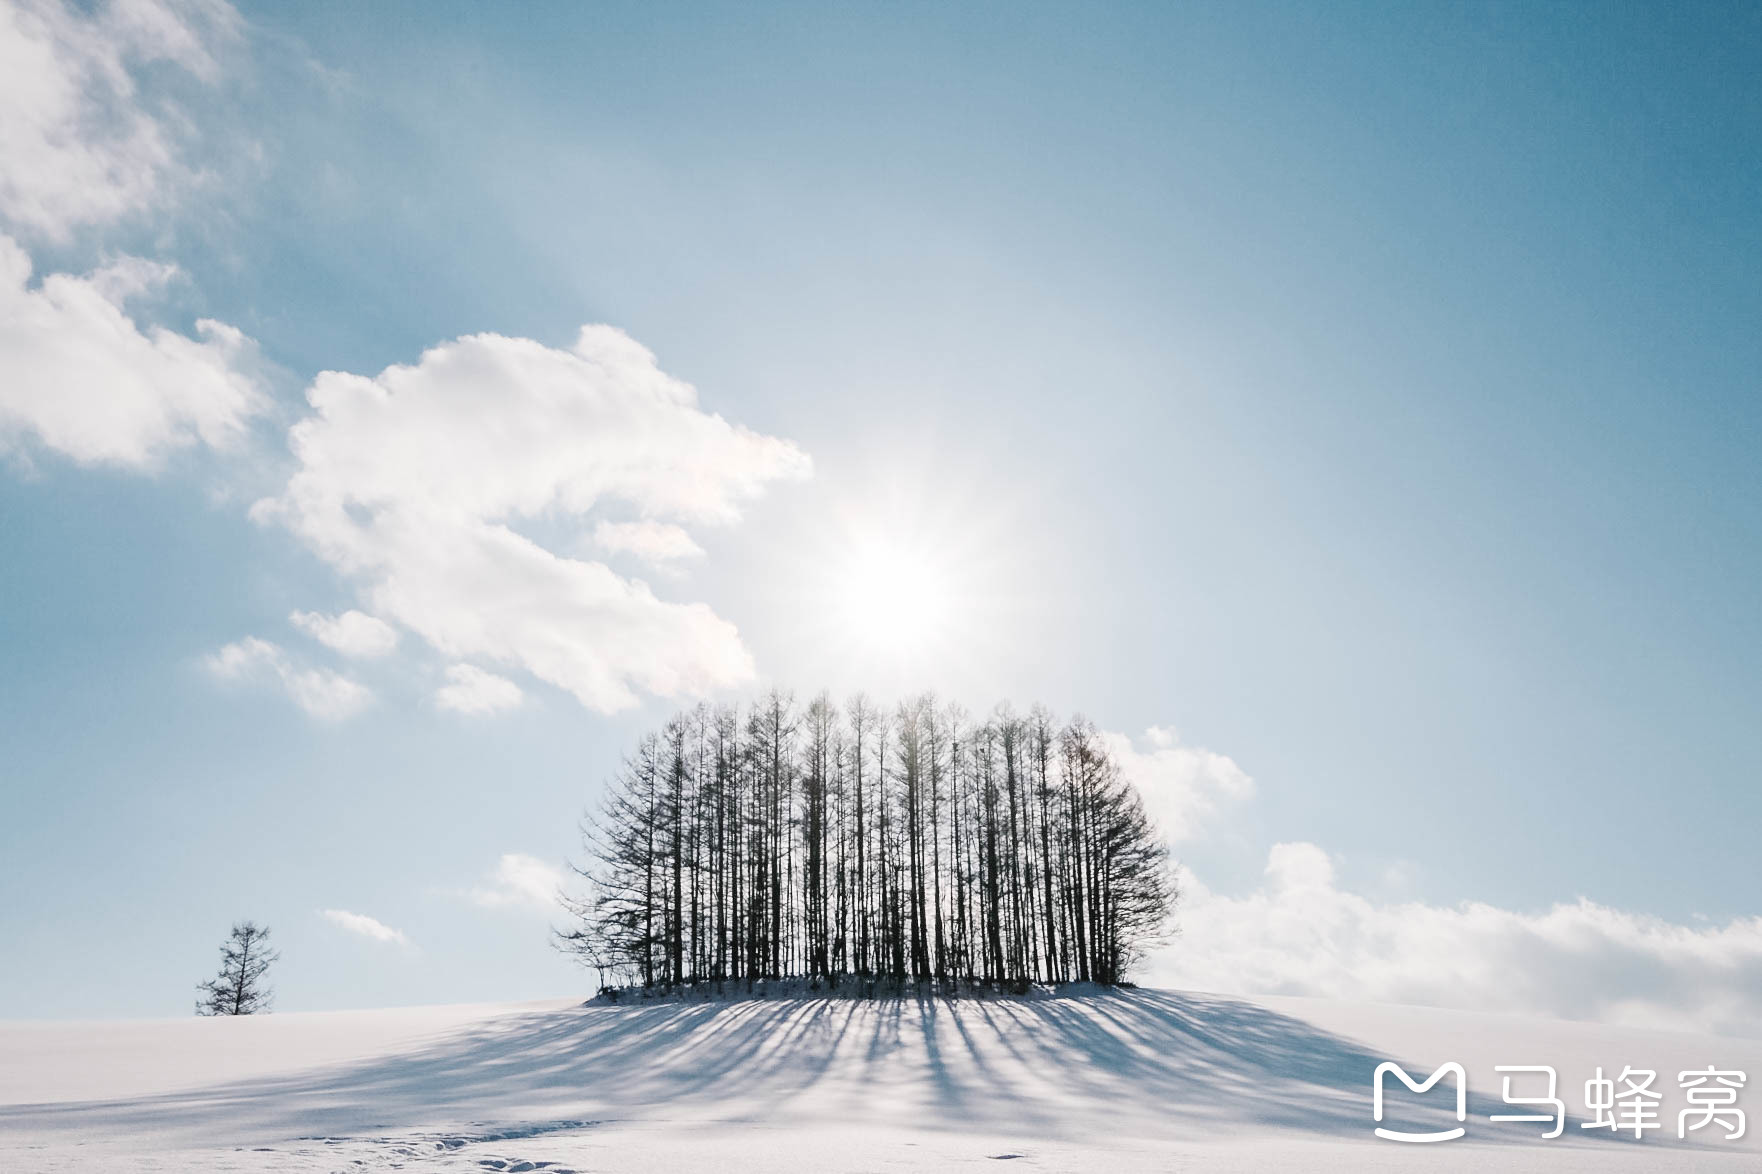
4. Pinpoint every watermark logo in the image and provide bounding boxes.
[1372,1061,1747,1143]
[1372,1061,1466,1143]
